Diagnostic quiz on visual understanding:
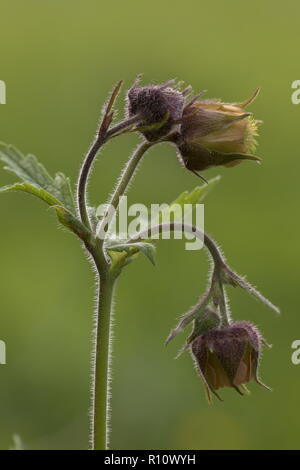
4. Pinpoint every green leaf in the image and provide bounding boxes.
[171,175,221,205]
[151,176,221,225]
[0,143,75,213]
[53,205,93,242]
[0,182,62,207]
[106,240,156,266]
